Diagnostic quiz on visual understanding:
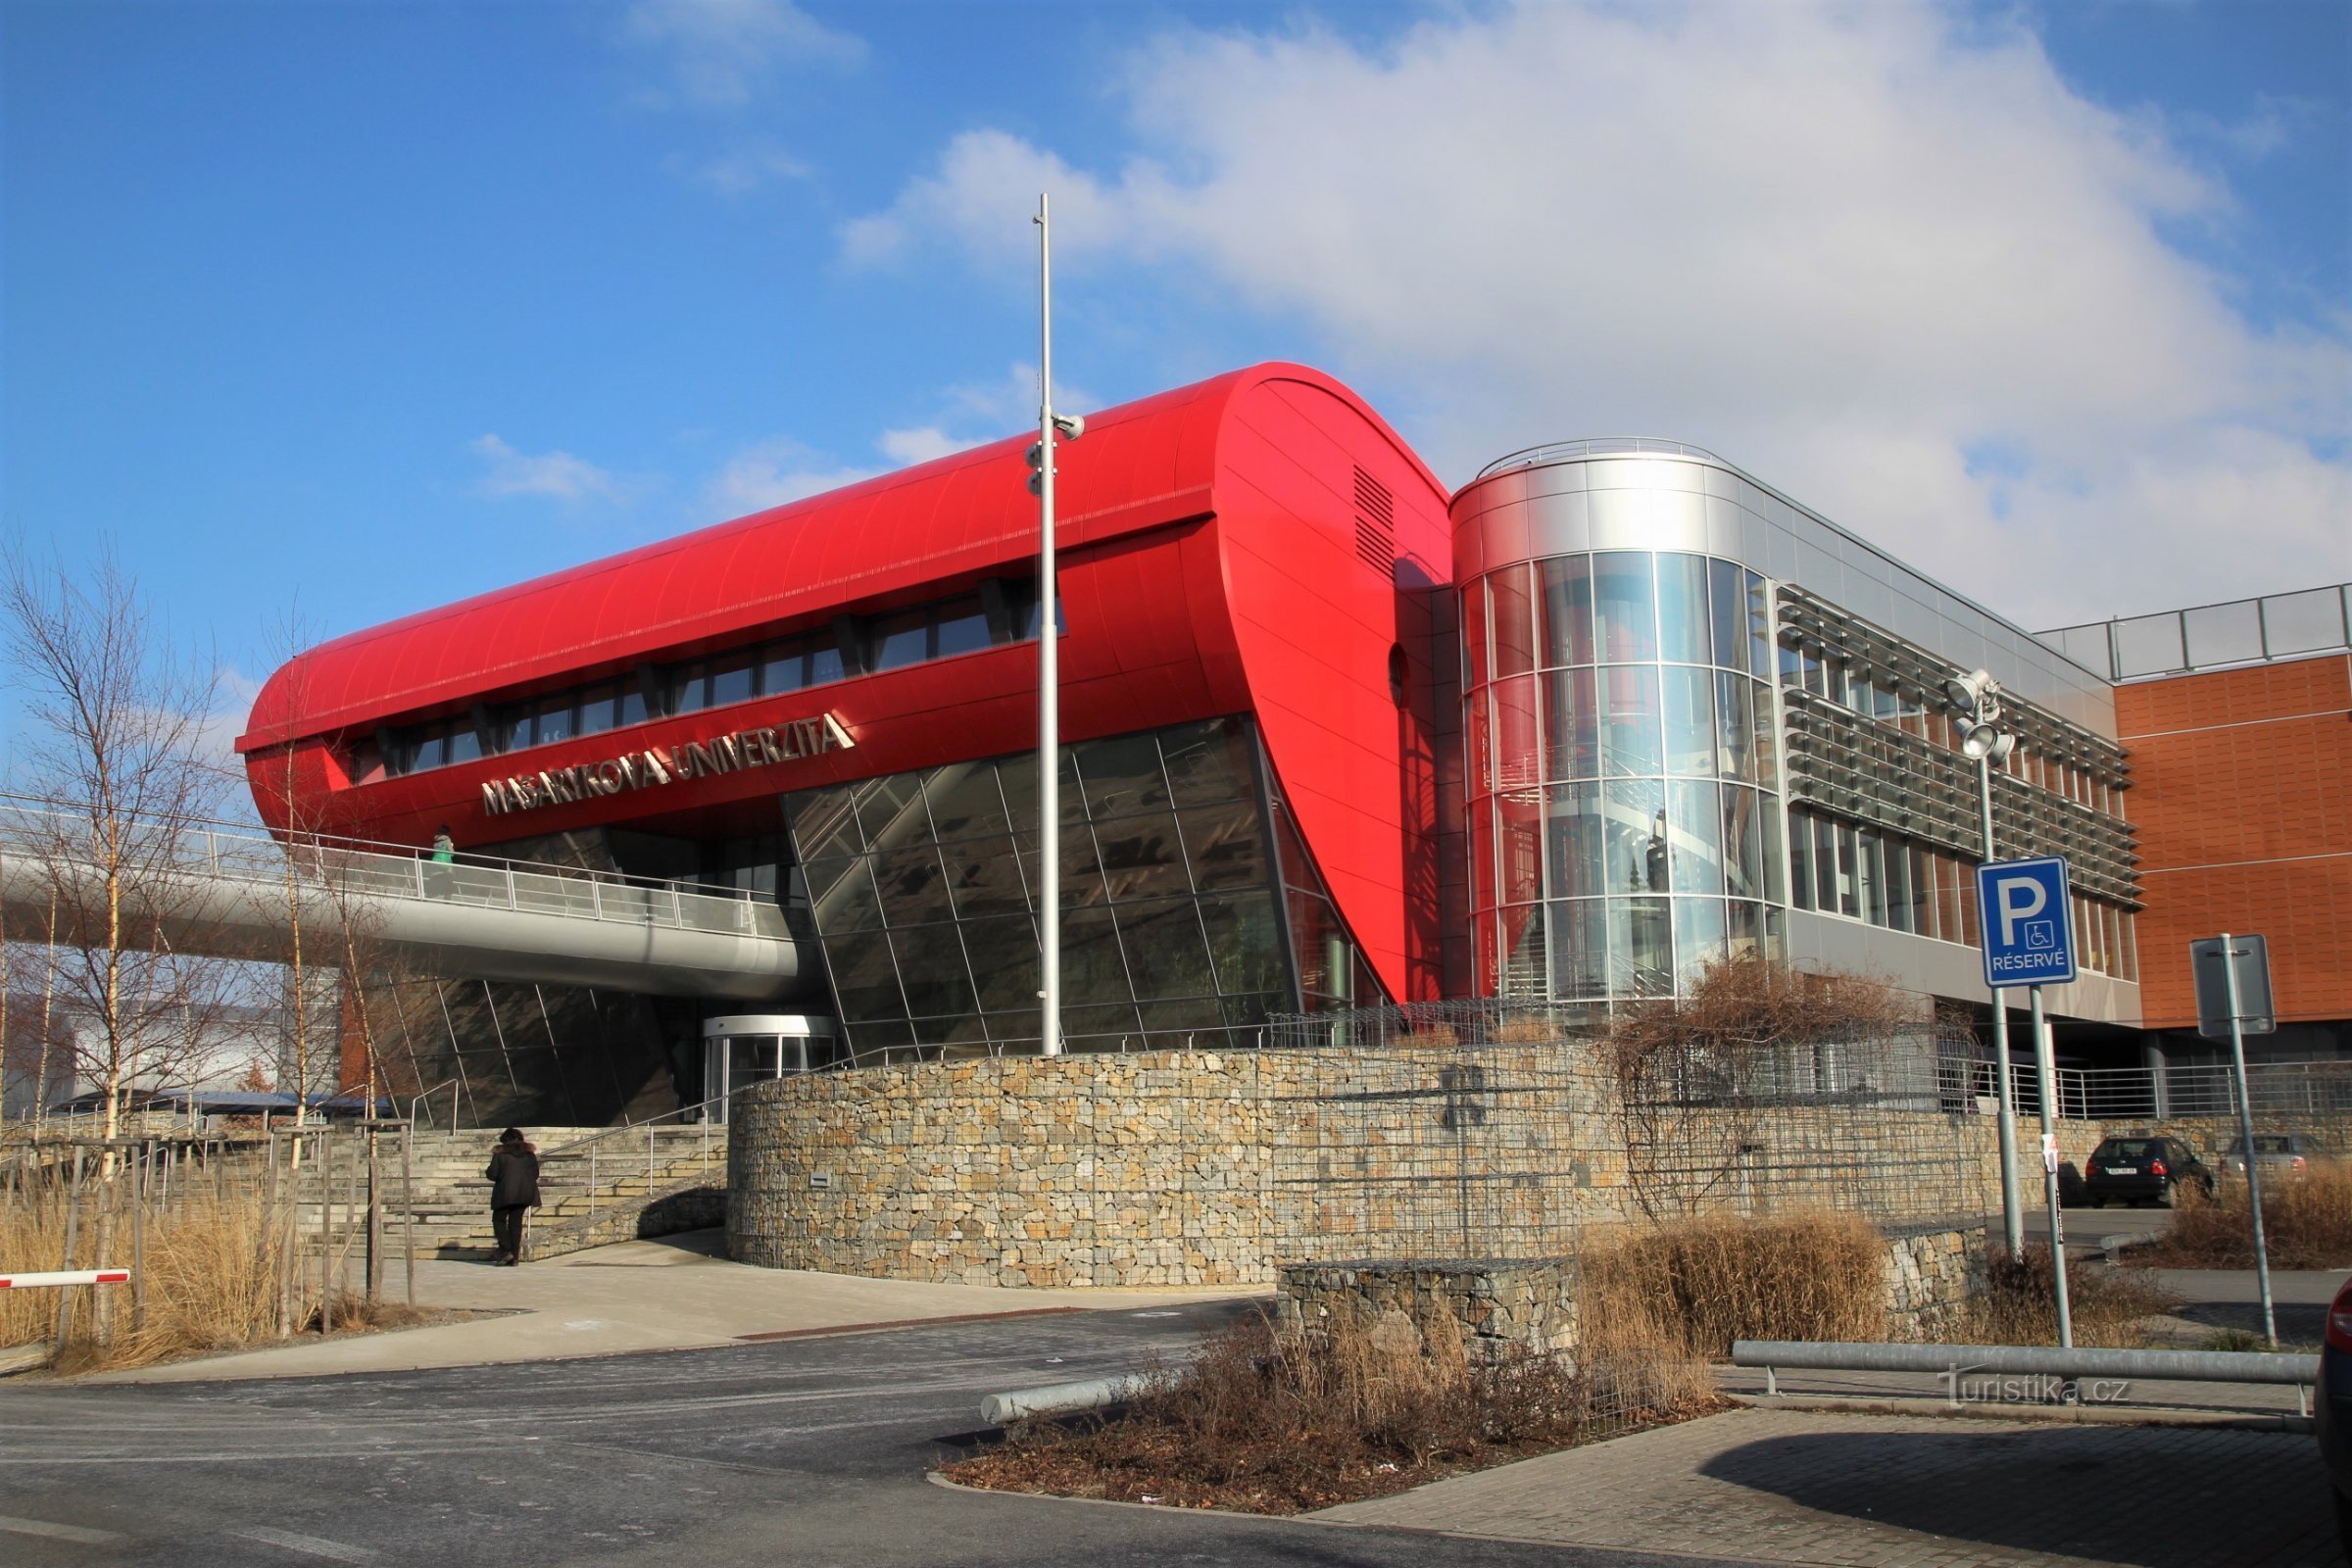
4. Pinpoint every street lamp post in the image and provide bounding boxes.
[1030,194,1083,1057]
[1949,669,2024,1259]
